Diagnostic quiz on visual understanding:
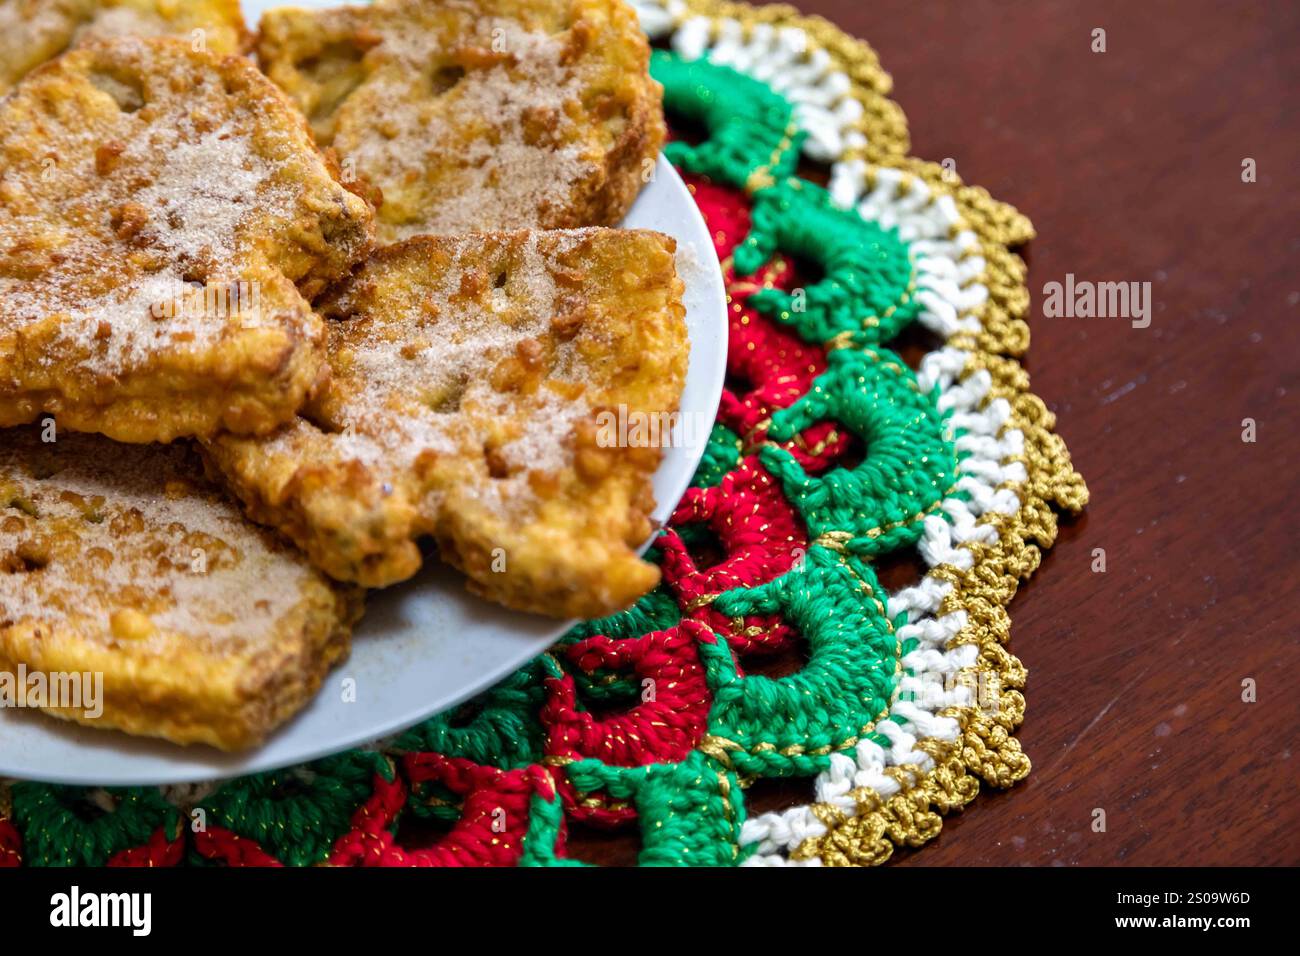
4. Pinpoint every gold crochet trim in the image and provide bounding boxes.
[787,162,1086,865]
[671,0,1087,866]
[660,0,1086,868]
